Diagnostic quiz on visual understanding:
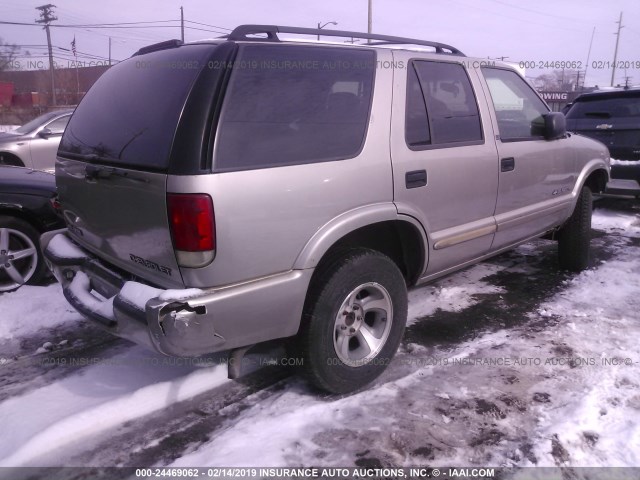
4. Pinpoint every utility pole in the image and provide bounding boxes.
[582,27,595,90]
[35,4,57,106]
[108,37,112,66]
[610,11,623,87]
[623,76,631,89]
[367,0,372,43]
[180,6,185,42]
